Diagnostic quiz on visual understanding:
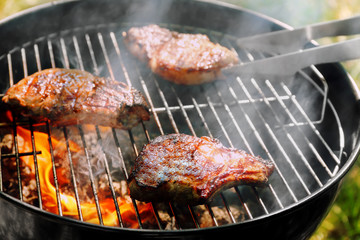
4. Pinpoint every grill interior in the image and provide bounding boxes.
[0,22,345,230]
